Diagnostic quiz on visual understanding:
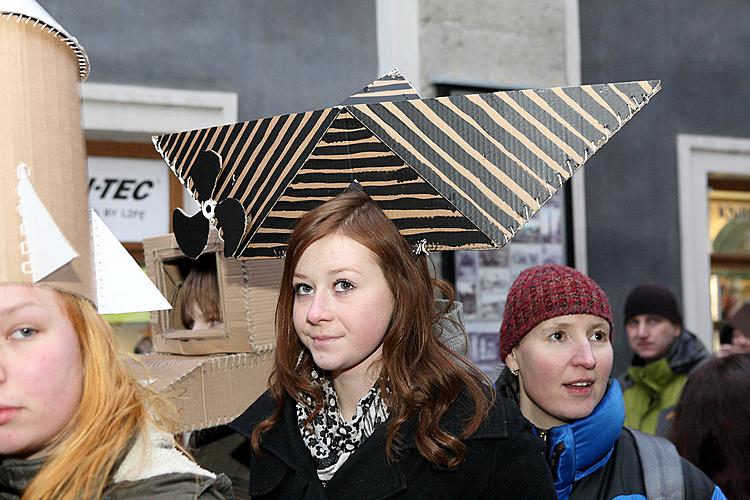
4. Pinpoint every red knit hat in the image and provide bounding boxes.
[499,264,613,360]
